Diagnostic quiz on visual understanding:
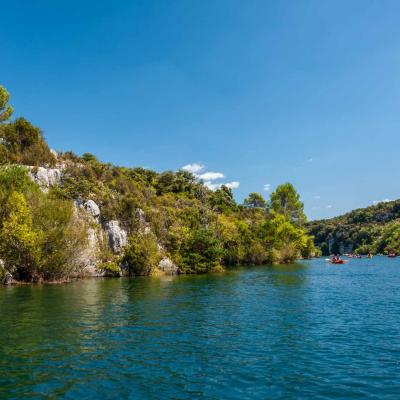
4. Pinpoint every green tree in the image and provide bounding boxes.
[270,183,306,225]
[30,195,89,280]
[243,192,268,209]
[0,118,56,166]
[0,85,13,122]
[0,165,35,195]
[0,191,42,281]
[180,228,223,273]
[208,185,236,212]
[122,233,161,276]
